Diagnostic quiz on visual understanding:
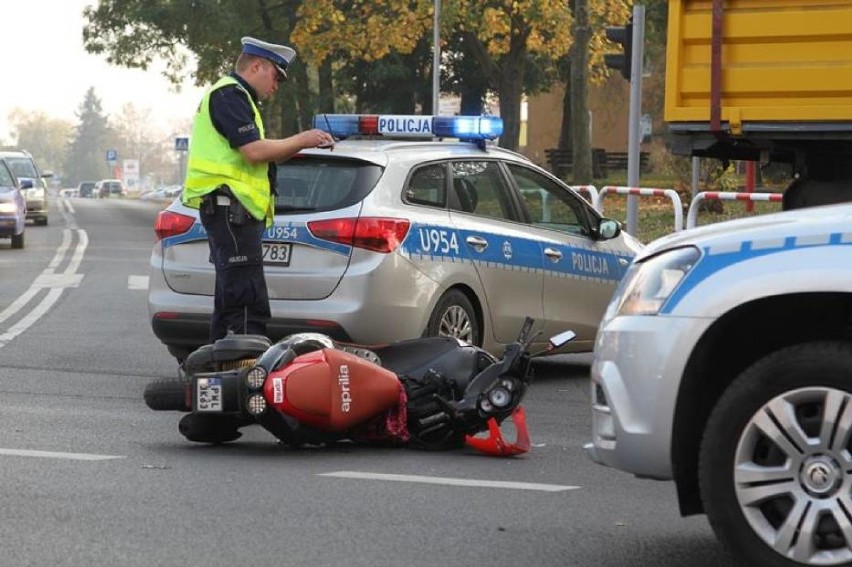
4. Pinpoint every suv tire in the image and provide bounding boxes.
[11,232,24,249]
[699,341,852,567]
